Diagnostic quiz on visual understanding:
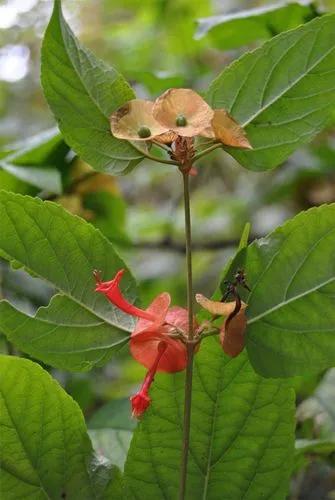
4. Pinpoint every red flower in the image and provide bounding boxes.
[130,293,191,372]
[94,269,196,417]
[94,268,191,372]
